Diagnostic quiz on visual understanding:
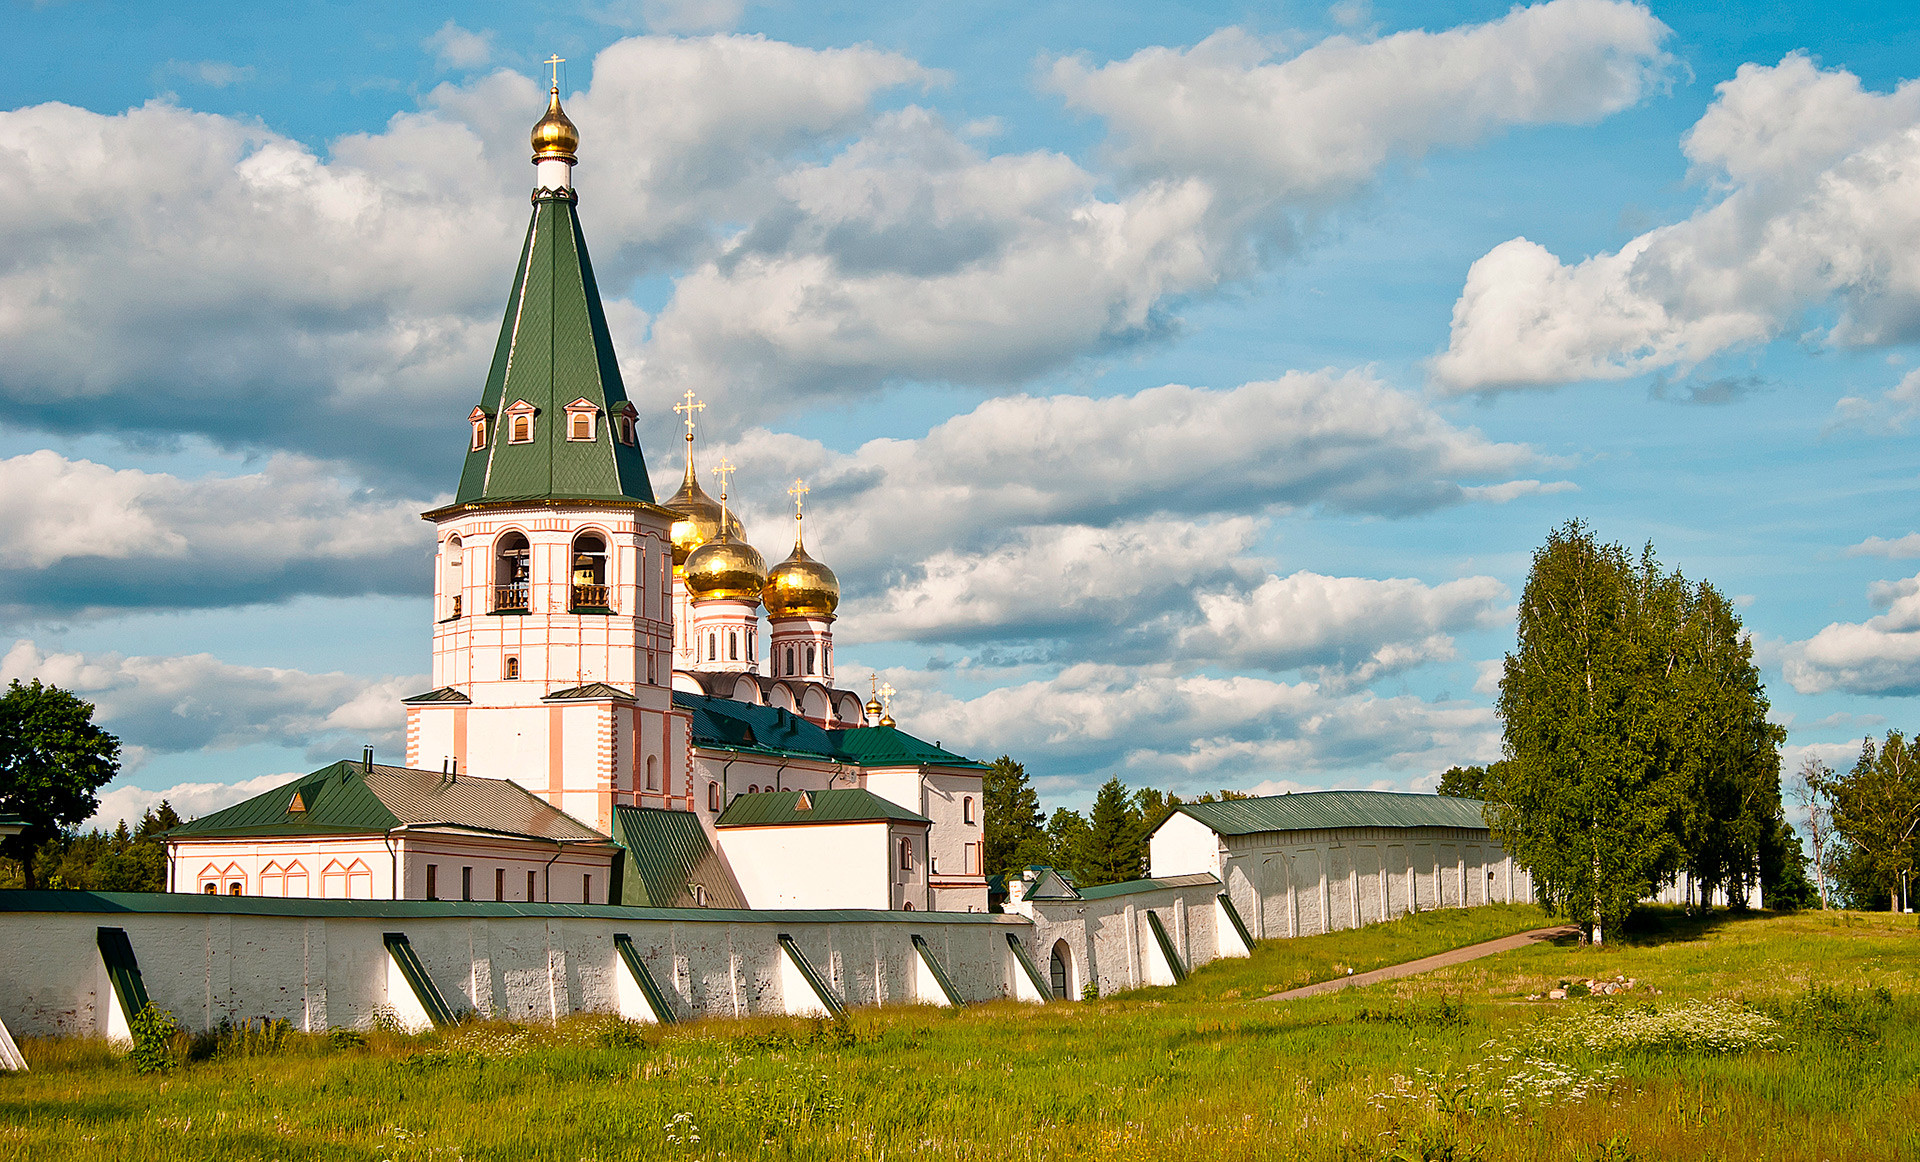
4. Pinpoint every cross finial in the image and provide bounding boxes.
[788,478,808,521]
[545,55,565,91]
[712,458,736,500]
[673,390,704,440]
[879,682,895,708]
